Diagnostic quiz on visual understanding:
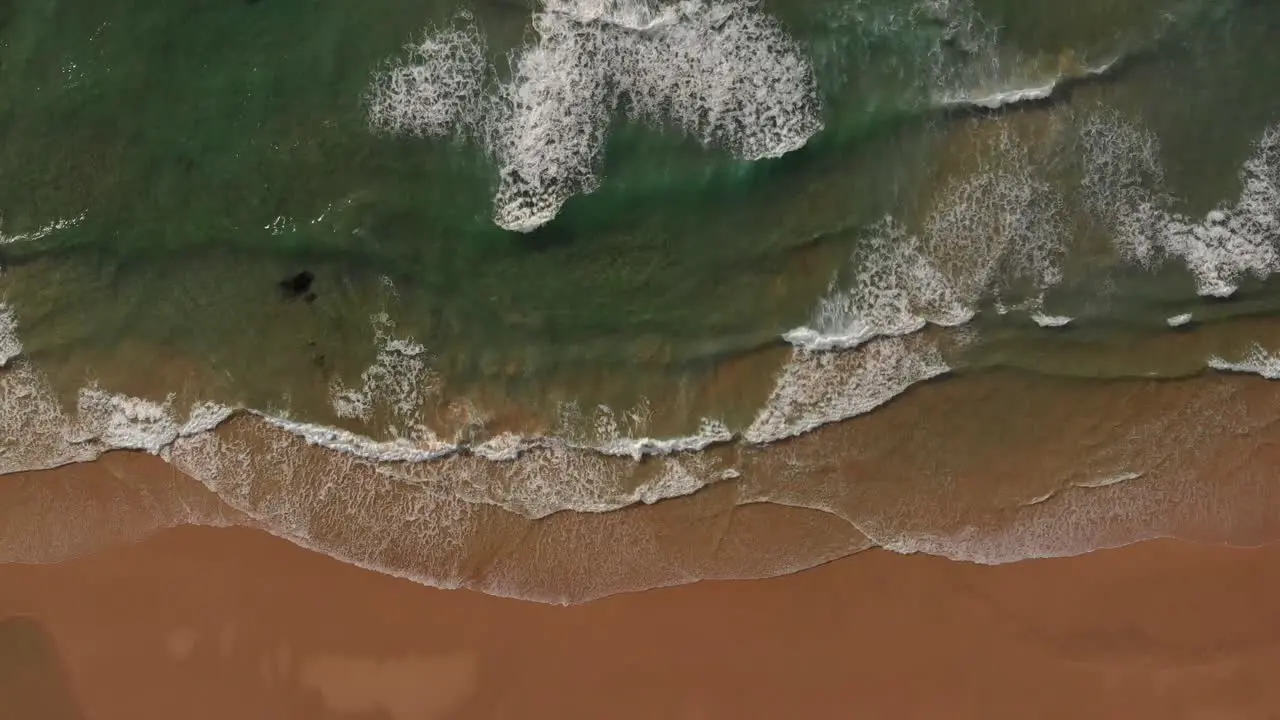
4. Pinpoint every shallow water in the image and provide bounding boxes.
[2,0,1280,601]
